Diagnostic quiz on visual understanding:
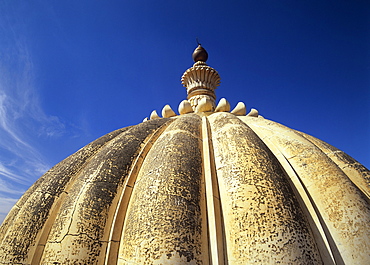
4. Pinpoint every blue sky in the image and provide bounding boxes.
[0,0,369,222]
